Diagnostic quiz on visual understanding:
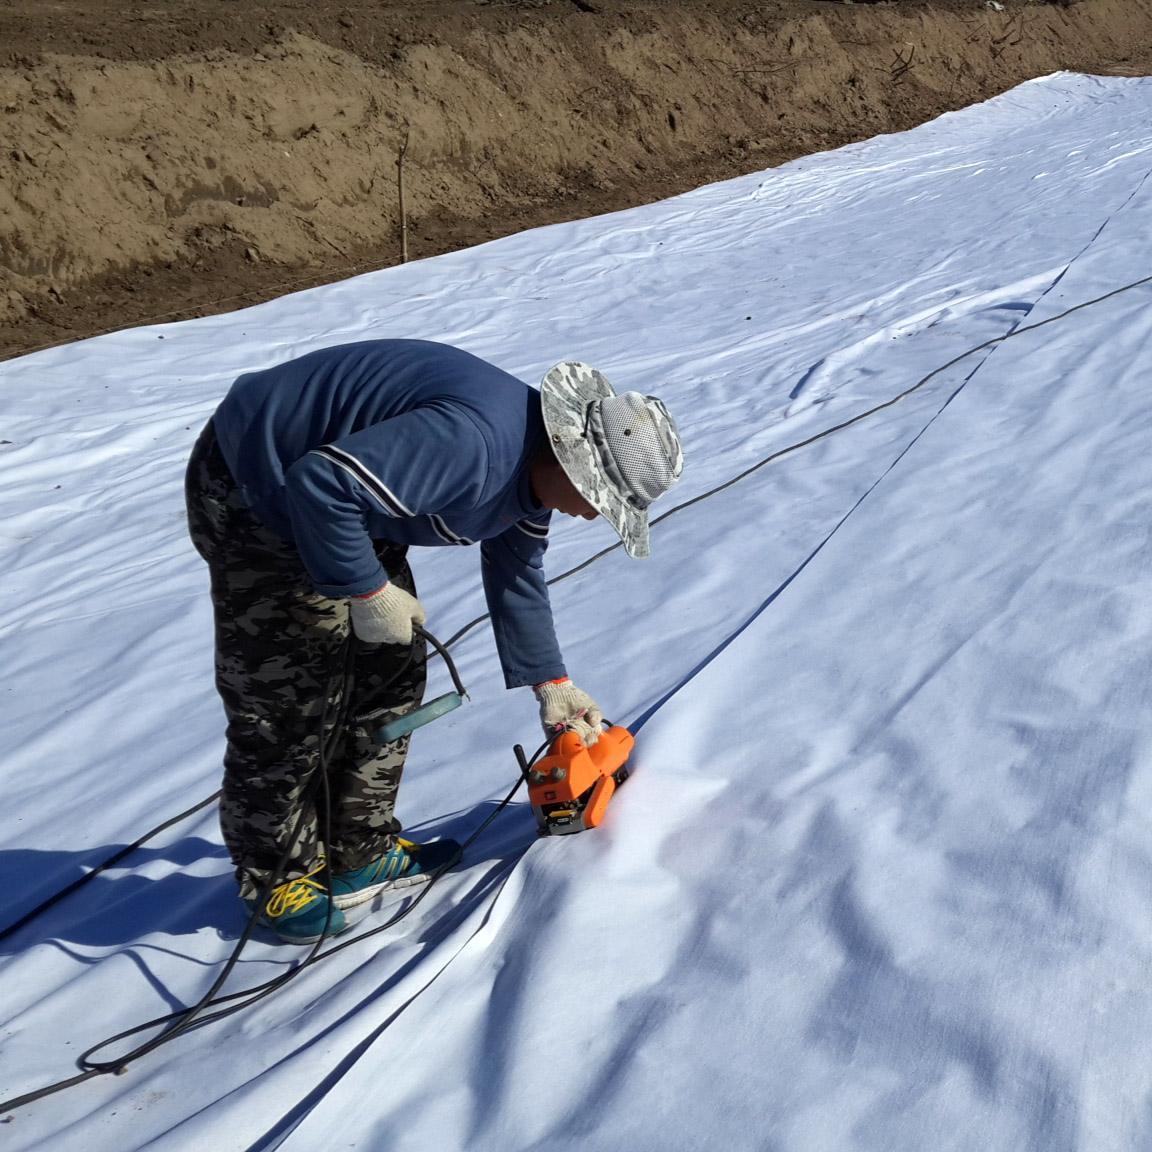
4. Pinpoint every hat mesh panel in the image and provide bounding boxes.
[600,393,682,506]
